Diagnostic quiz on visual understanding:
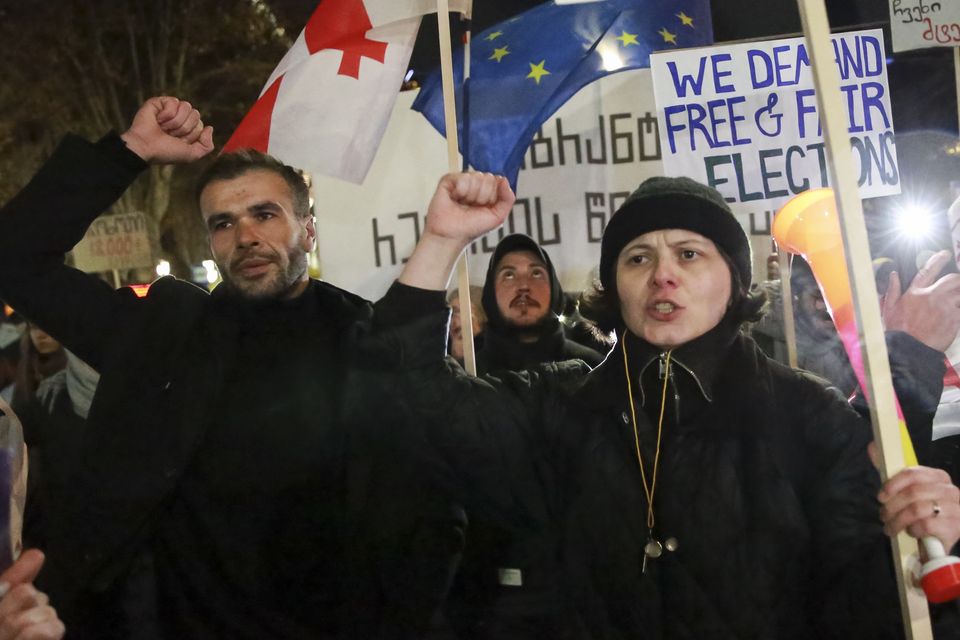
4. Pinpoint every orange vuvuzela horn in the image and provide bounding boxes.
[773,188,960,603]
